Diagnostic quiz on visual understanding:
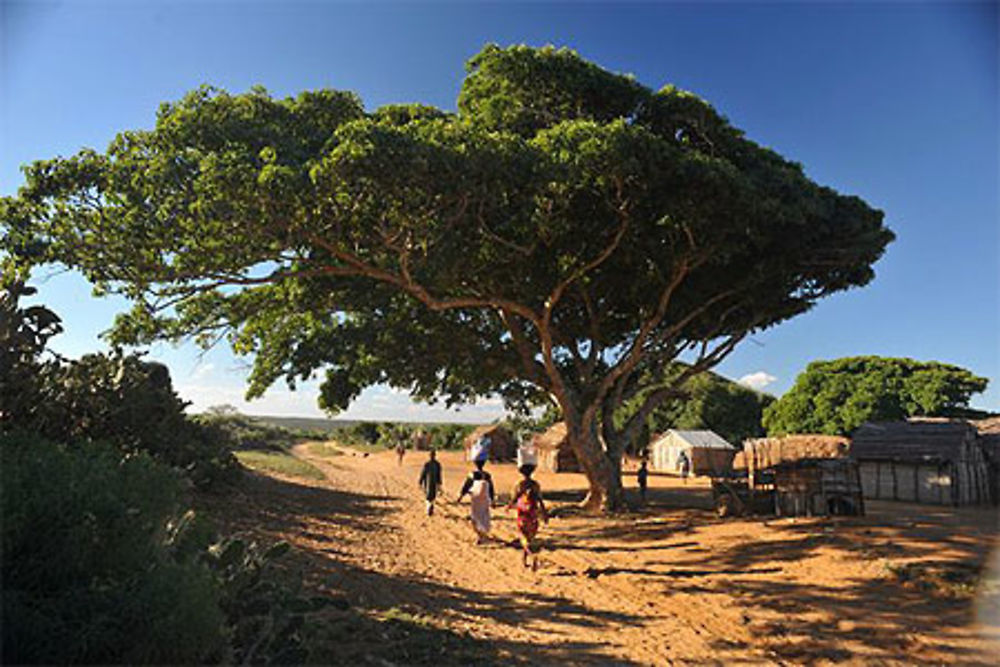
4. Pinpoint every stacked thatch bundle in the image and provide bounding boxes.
[733,435,850,471]
[462,424,517,462]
